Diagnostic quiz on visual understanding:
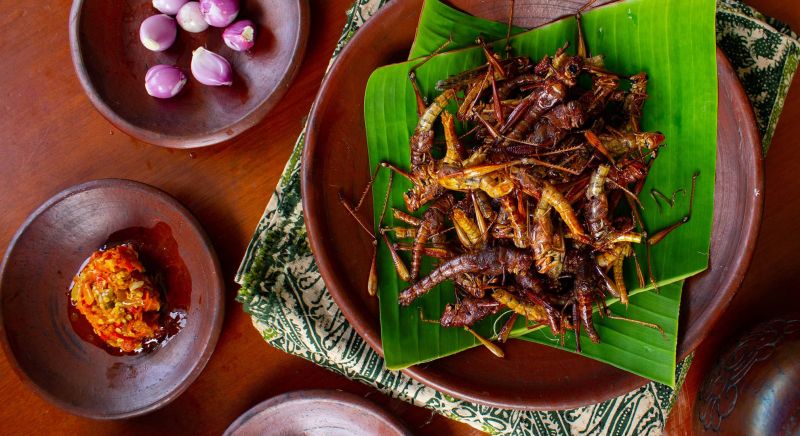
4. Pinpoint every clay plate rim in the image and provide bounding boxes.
[223,389,411,436]
[302,0,763,410]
